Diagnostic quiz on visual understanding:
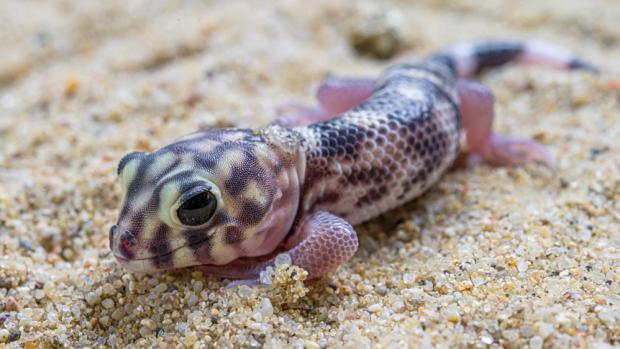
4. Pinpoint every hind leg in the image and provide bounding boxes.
[273,76,375,127]
[458,80,555,168]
